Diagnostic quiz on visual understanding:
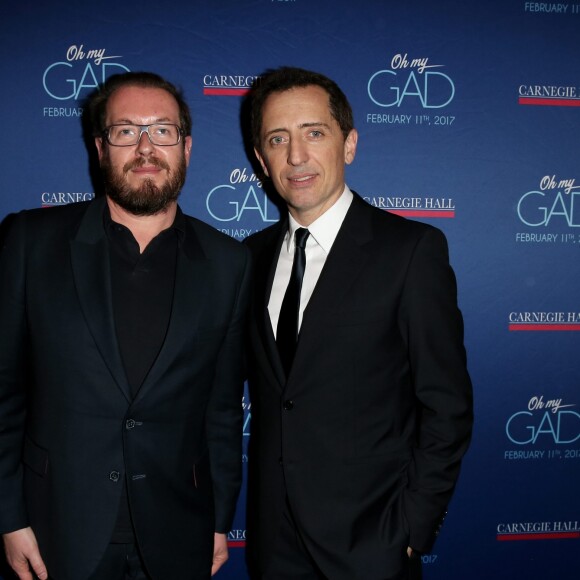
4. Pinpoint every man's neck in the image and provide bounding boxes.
[288,185,349,228]
[106,197,177,253]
